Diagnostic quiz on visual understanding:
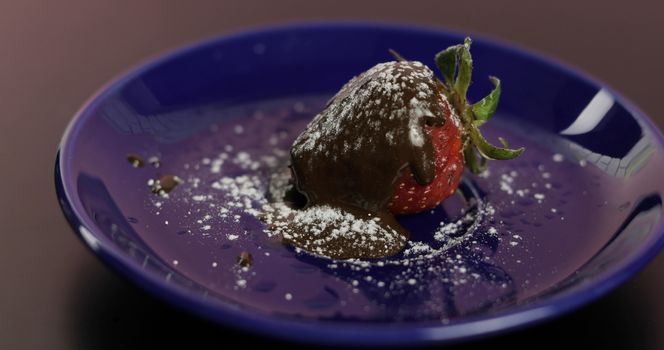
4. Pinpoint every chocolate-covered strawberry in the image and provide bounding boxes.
[284,38,523,259]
